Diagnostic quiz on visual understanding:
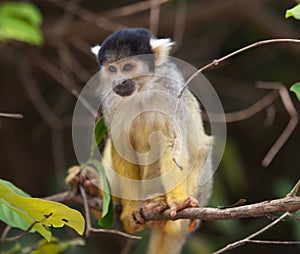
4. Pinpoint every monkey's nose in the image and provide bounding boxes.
[113,79,136,97]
